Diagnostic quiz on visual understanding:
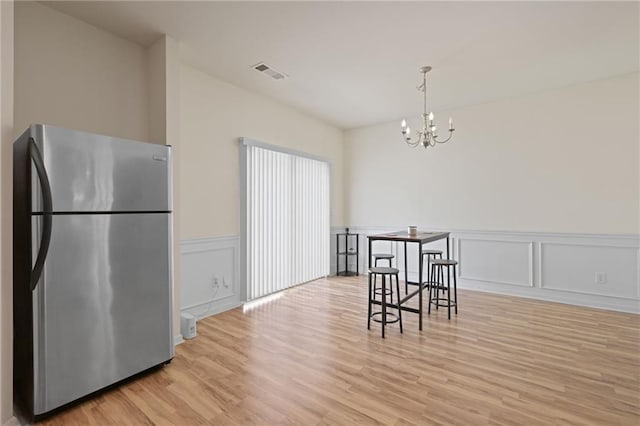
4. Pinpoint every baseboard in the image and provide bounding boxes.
[173,334,184,346]
[2,416,19,426]
[182,300,243,321]
[458,280,640,313]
